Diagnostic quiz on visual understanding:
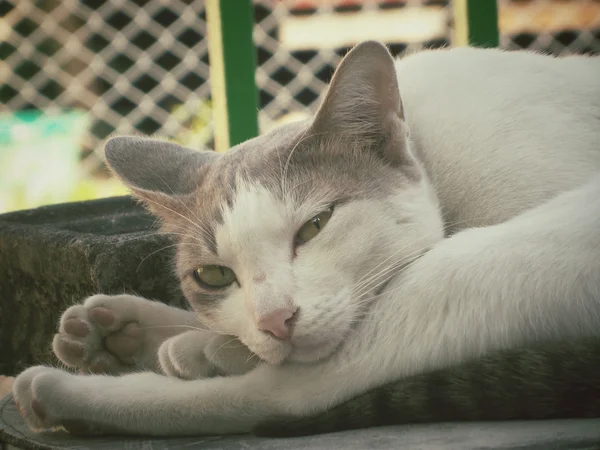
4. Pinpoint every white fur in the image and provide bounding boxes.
[213,181,296,364]
[397,48,600,228]
[13,46,600,435]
